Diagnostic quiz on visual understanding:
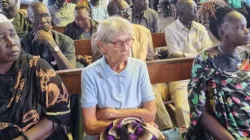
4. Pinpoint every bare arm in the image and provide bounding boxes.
[14,118,55,140]
[201,108,235,140]
[96,100,156,122]
[33,29,75,70]
[49,41,75,69]
[82,107,113,135]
